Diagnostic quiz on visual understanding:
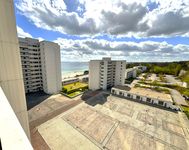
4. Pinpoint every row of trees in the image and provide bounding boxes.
[148,63,182,76]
